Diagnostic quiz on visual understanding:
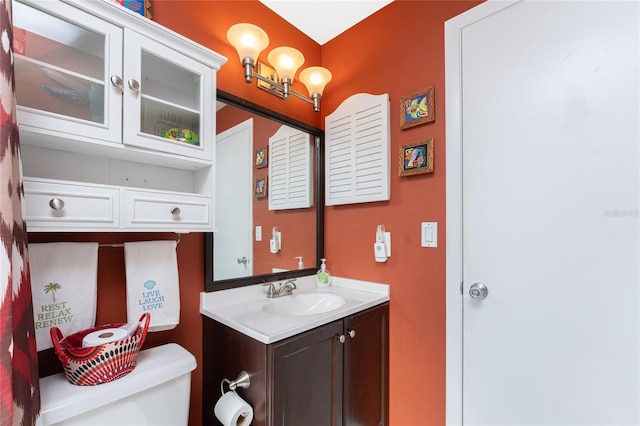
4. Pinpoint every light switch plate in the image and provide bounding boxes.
[421,222,437,247]
[256,226,262,241]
